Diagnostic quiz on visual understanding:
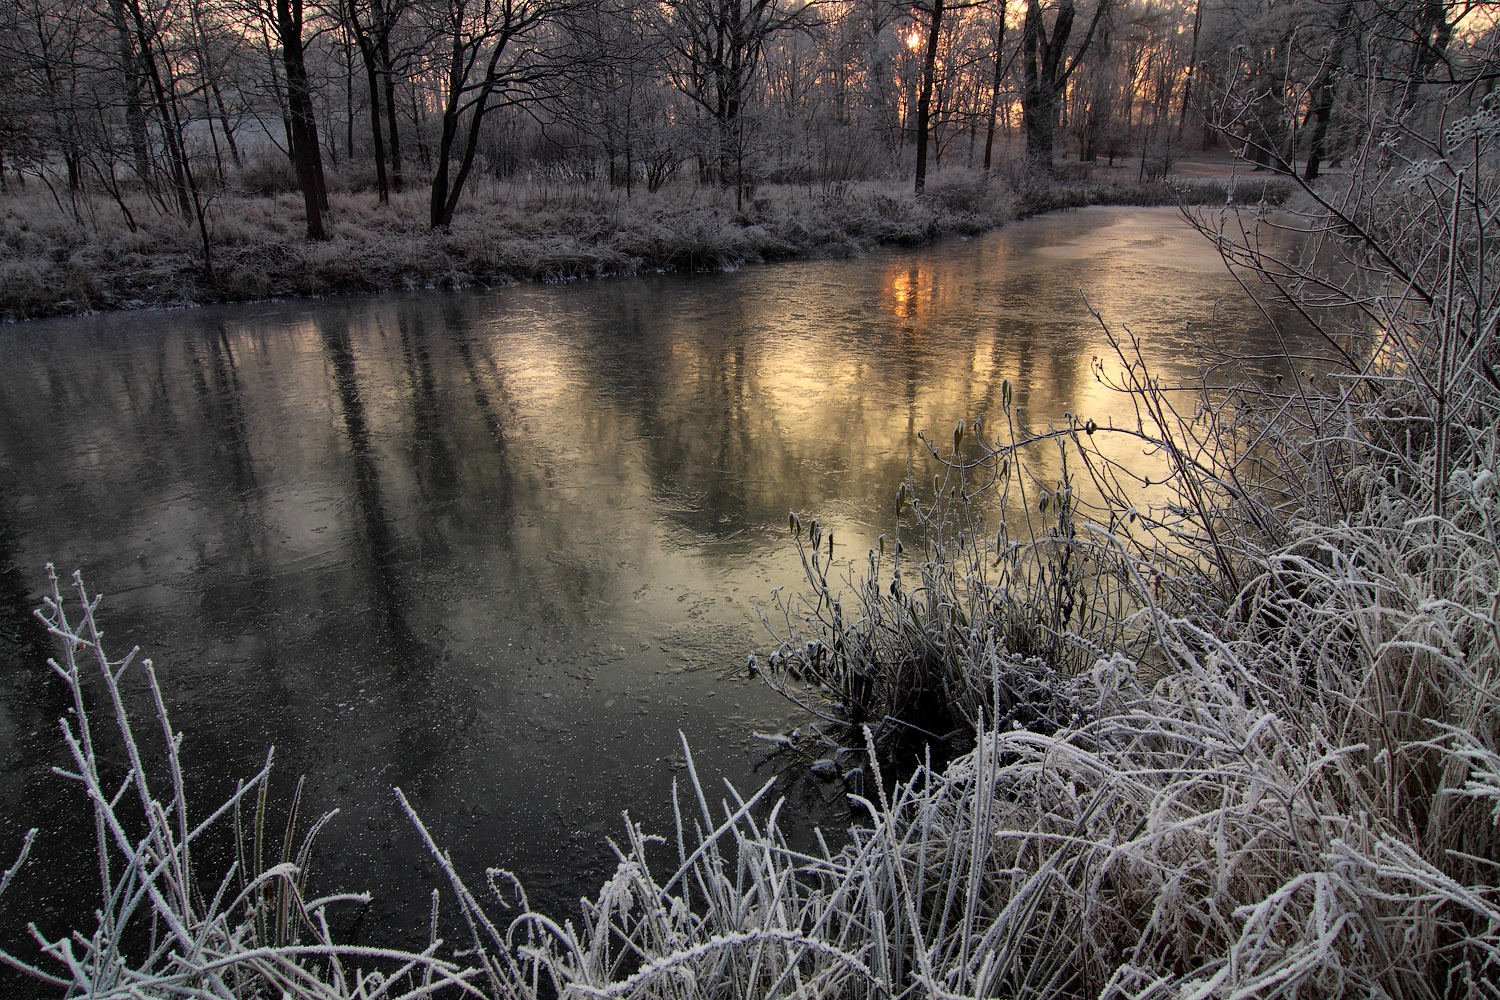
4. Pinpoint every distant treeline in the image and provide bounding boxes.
[0,0,1490,238]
